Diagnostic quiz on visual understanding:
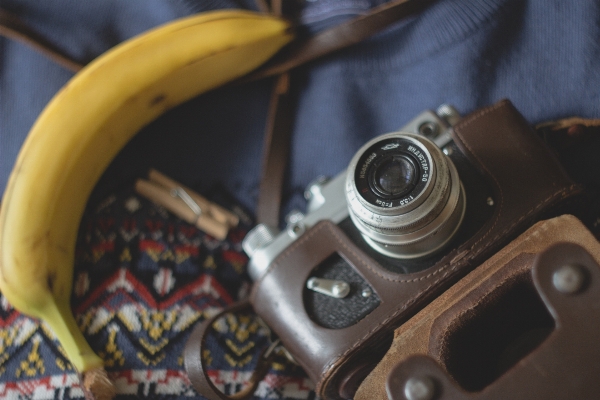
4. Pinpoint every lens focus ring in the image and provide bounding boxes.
[345,132,465,259]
